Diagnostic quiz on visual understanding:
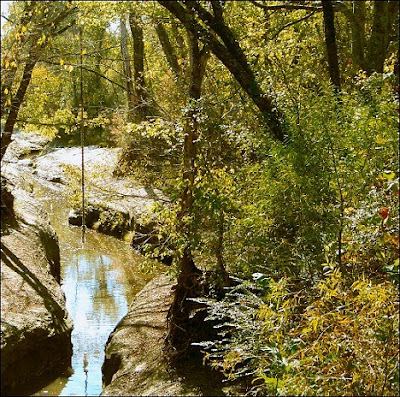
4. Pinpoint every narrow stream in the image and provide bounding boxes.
[31,183,159,396]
